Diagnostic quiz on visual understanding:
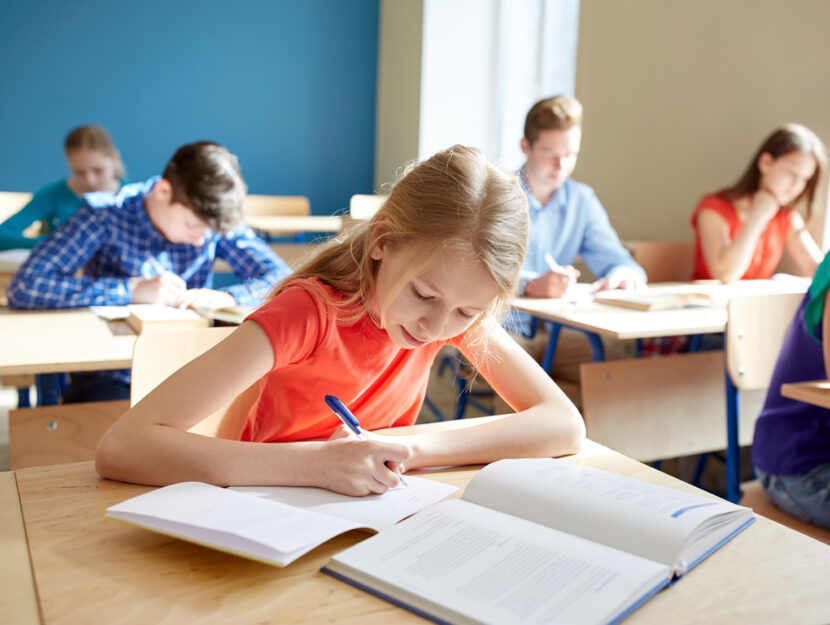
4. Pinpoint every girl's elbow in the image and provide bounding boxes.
[561,410,586,455]
[94,429,129,481]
